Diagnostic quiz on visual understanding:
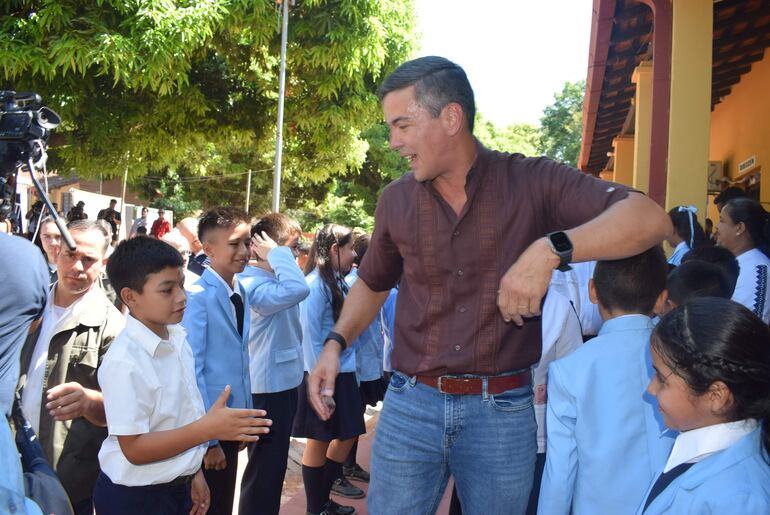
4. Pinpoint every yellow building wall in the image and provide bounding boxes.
[709,51,770,209]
